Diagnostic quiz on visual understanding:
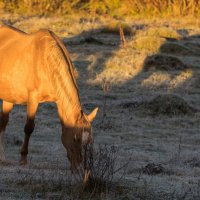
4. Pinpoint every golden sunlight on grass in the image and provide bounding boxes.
[133,36,166,53]
[137,27,181,39]
[141,69,193,90]
[88,46,146,85]
[102,22,133,35]
[87,24,192,87]
[2,0,200,18]
[141,71,172,89]
[169,69,193,89]
[133,27,182,53]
